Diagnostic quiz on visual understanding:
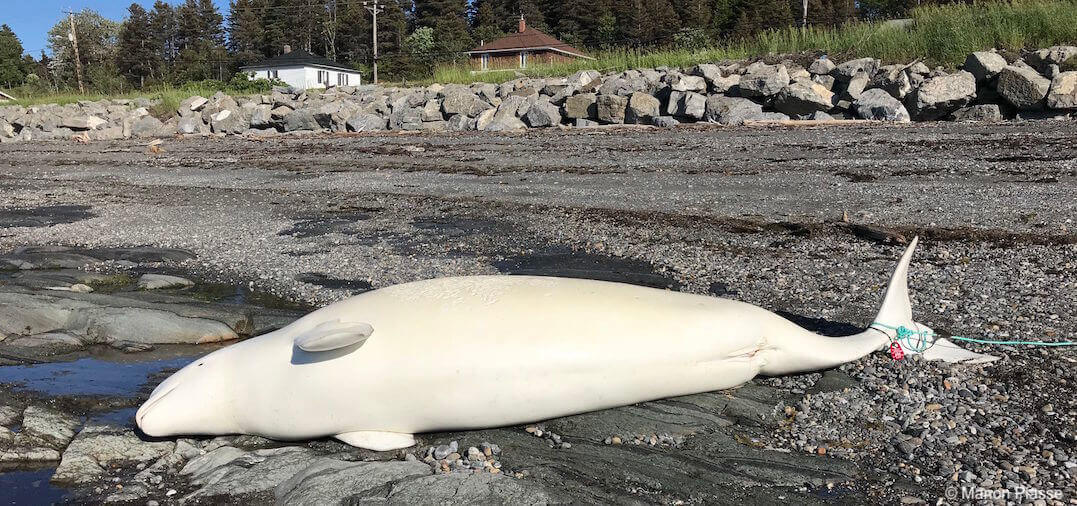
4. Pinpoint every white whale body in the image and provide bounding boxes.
[138,238,931,450]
